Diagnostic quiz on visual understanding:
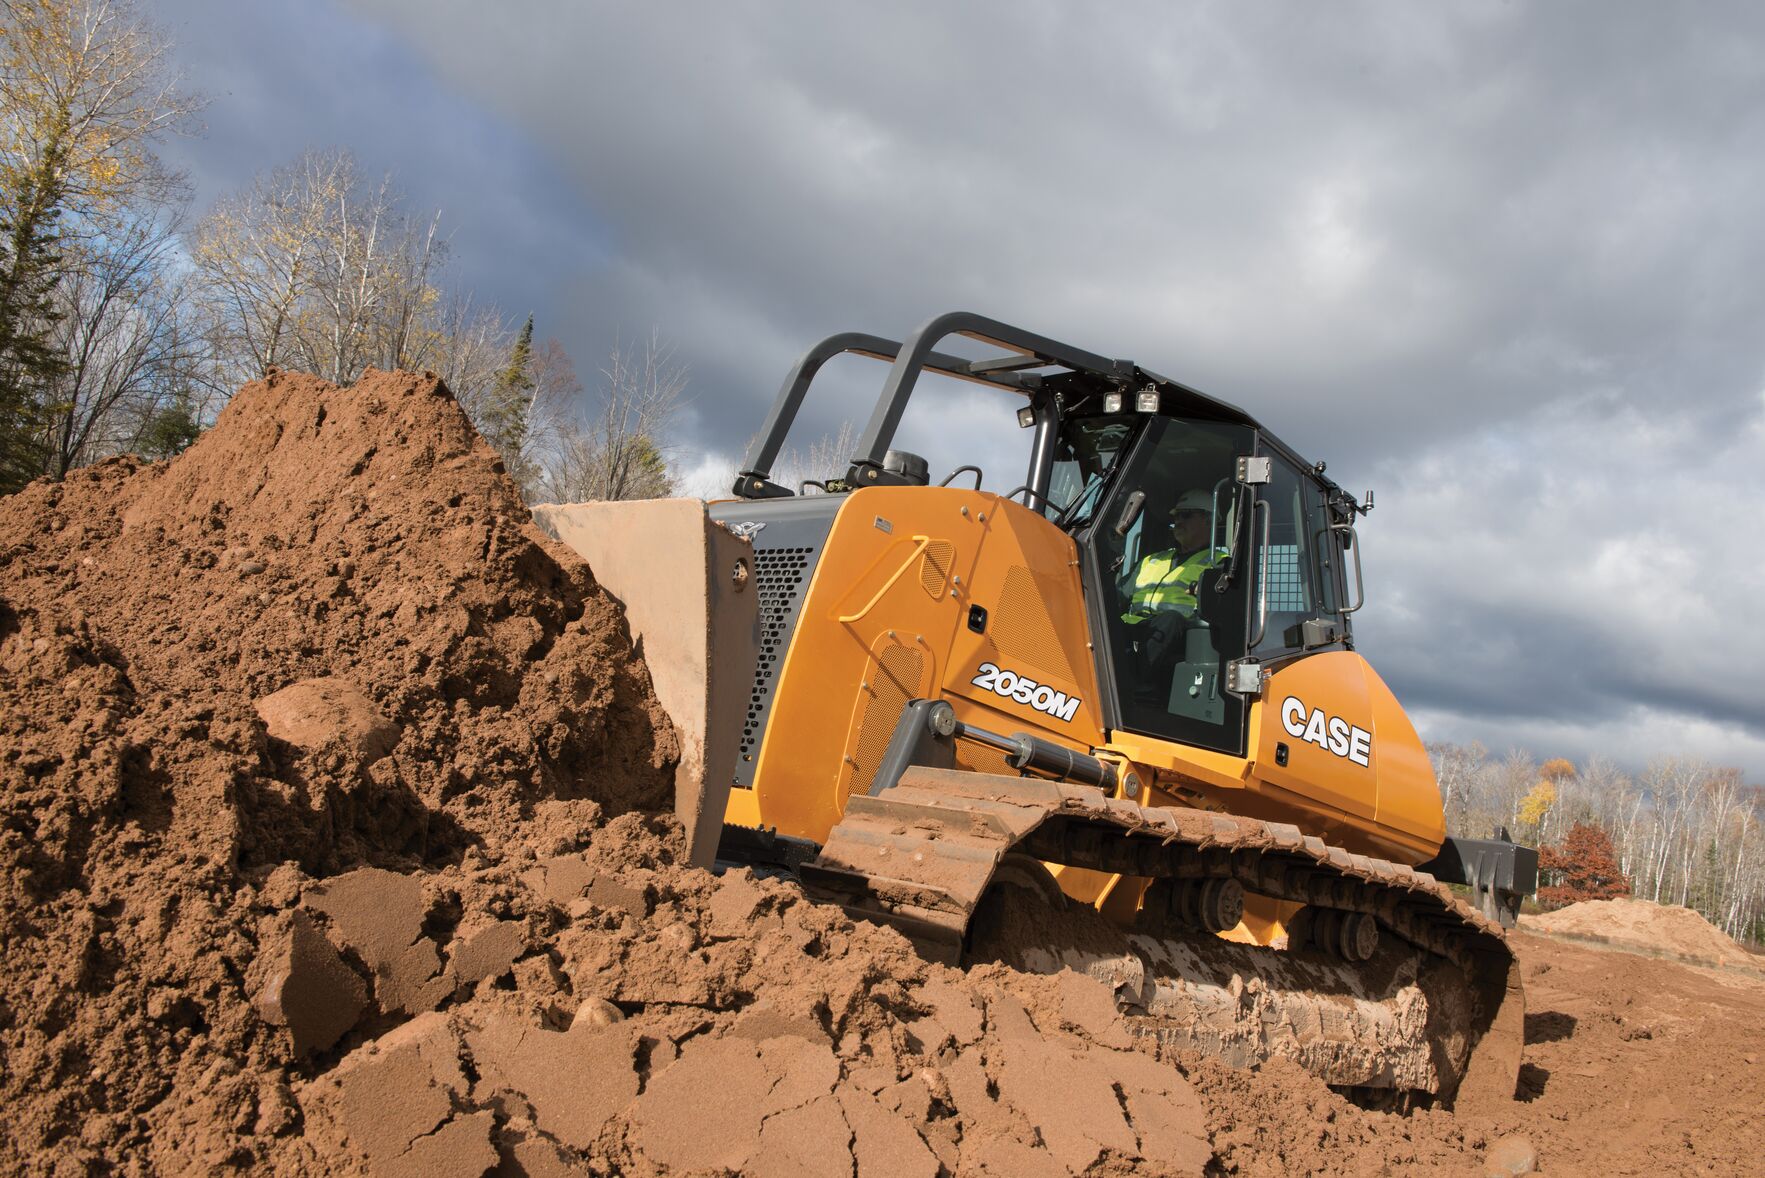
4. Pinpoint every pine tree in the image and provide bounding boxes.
[0,109,72,493]
[481,314,535,487]
[138,389,201,459]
